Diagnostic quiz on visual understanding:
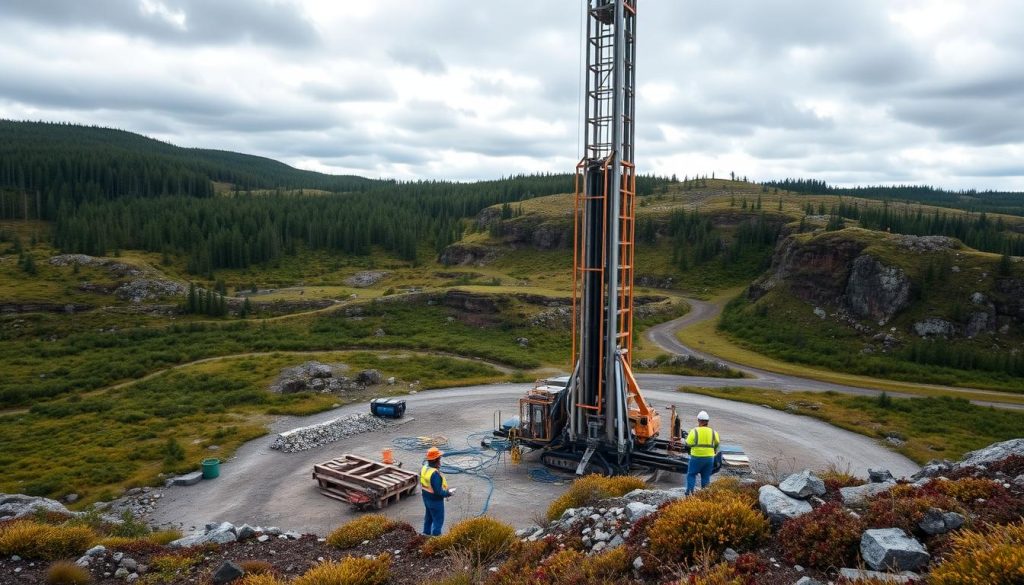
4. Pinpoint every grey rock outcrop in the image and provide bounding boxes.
[839,481,895,507]
[965,311,993,338]
[860,528,929,572]
[356,369,383,386]
[845,255,911,324]
[0,493,77,520]
[778,470,826,499]
[958,438,1024,469]
[758,485,812,527]
[913,318,955,338]
[344,271,390,287]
